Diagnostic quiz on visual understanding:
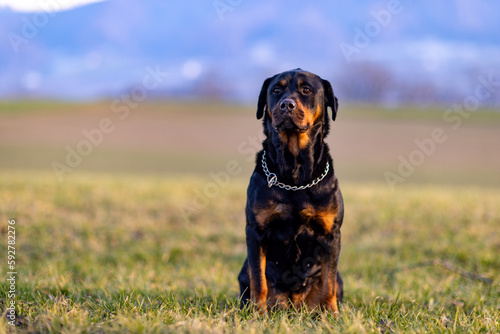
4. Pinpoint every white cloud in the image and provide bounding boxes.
[0,0,106,12]
[182,60,203,80]
[250,43,274,66]
[23,71,42,90]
